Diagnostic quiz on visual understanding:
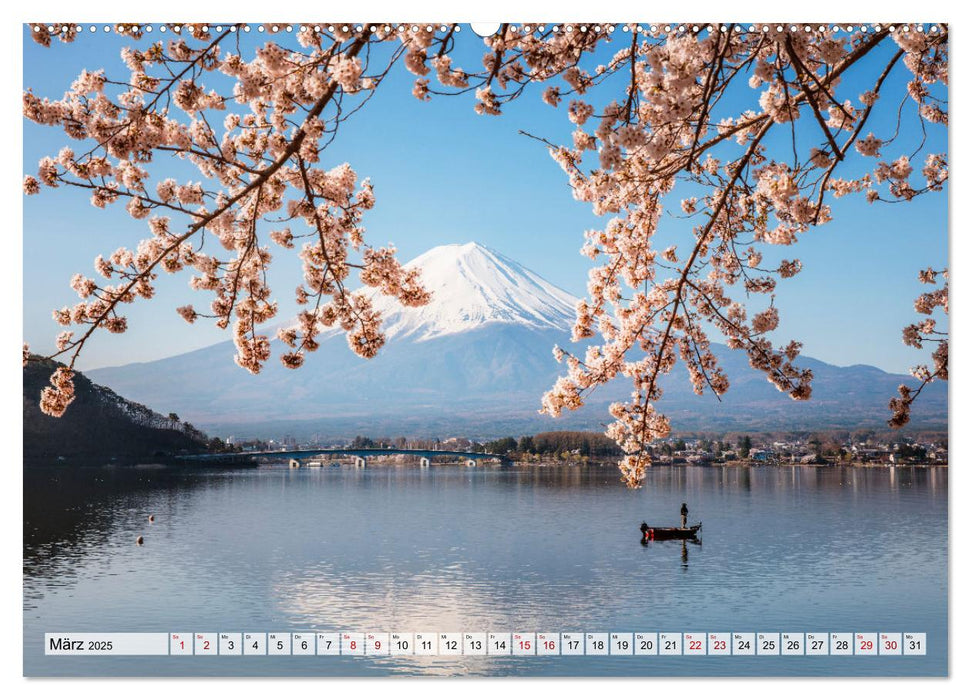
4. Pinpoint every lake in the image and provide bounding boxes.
[23,462,948,676]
